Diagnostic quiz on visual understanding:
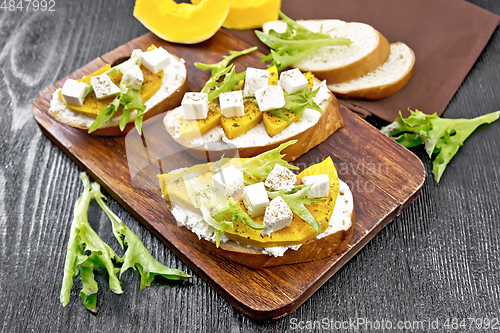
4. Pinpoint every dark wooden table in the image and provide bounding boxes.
[1,0,500,332]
